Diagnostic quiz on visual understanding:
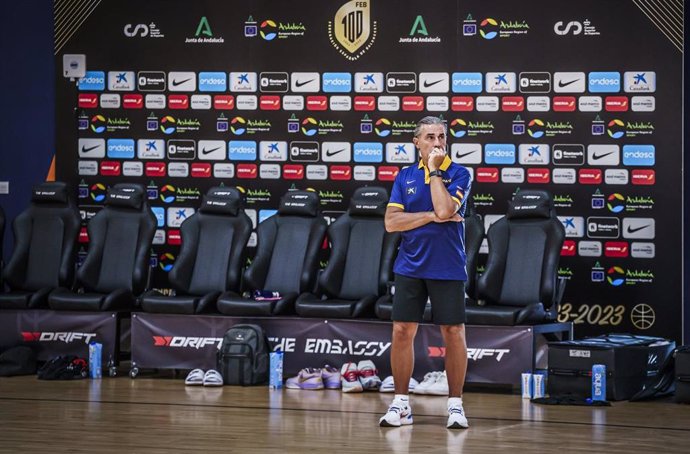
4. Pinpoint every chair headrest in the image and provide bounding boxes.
[349,187,389,217]
[278,190,319,217]
[105,184,144,210]
[506,190,553,219]
[199,187,242,216]
[31,182,69,204]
